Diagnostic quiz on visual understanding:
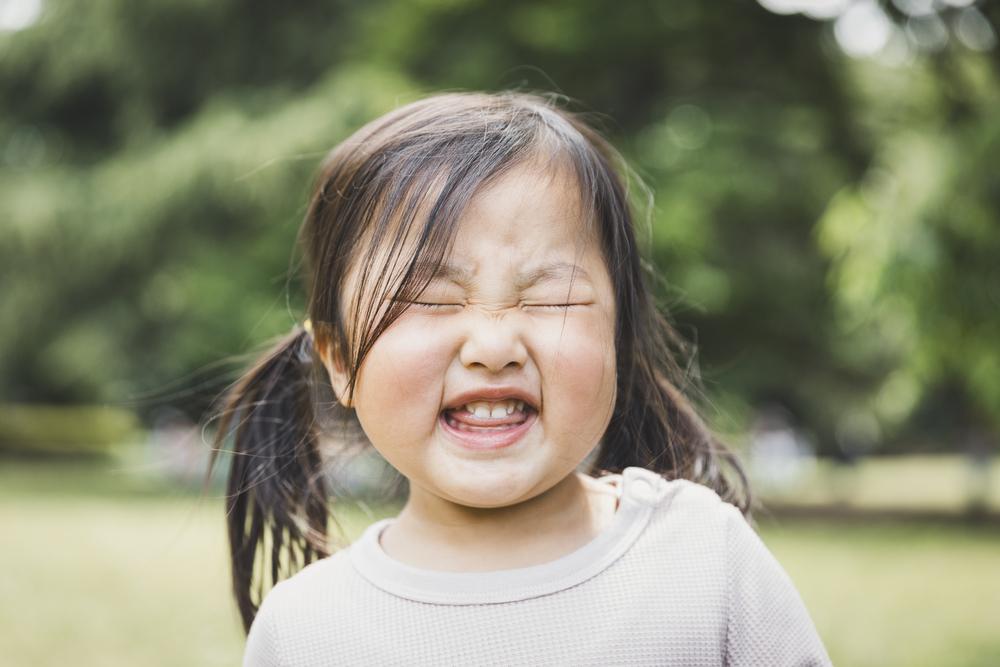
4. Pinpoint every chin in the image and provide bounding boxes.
[434,471,540,509]
[455,492,526,509]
